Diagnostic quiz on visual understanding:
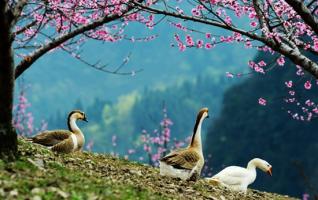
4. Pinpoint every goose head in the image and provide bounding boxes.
[198,107,209,120]
[68,110,88,122]
[253,158,272,176]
